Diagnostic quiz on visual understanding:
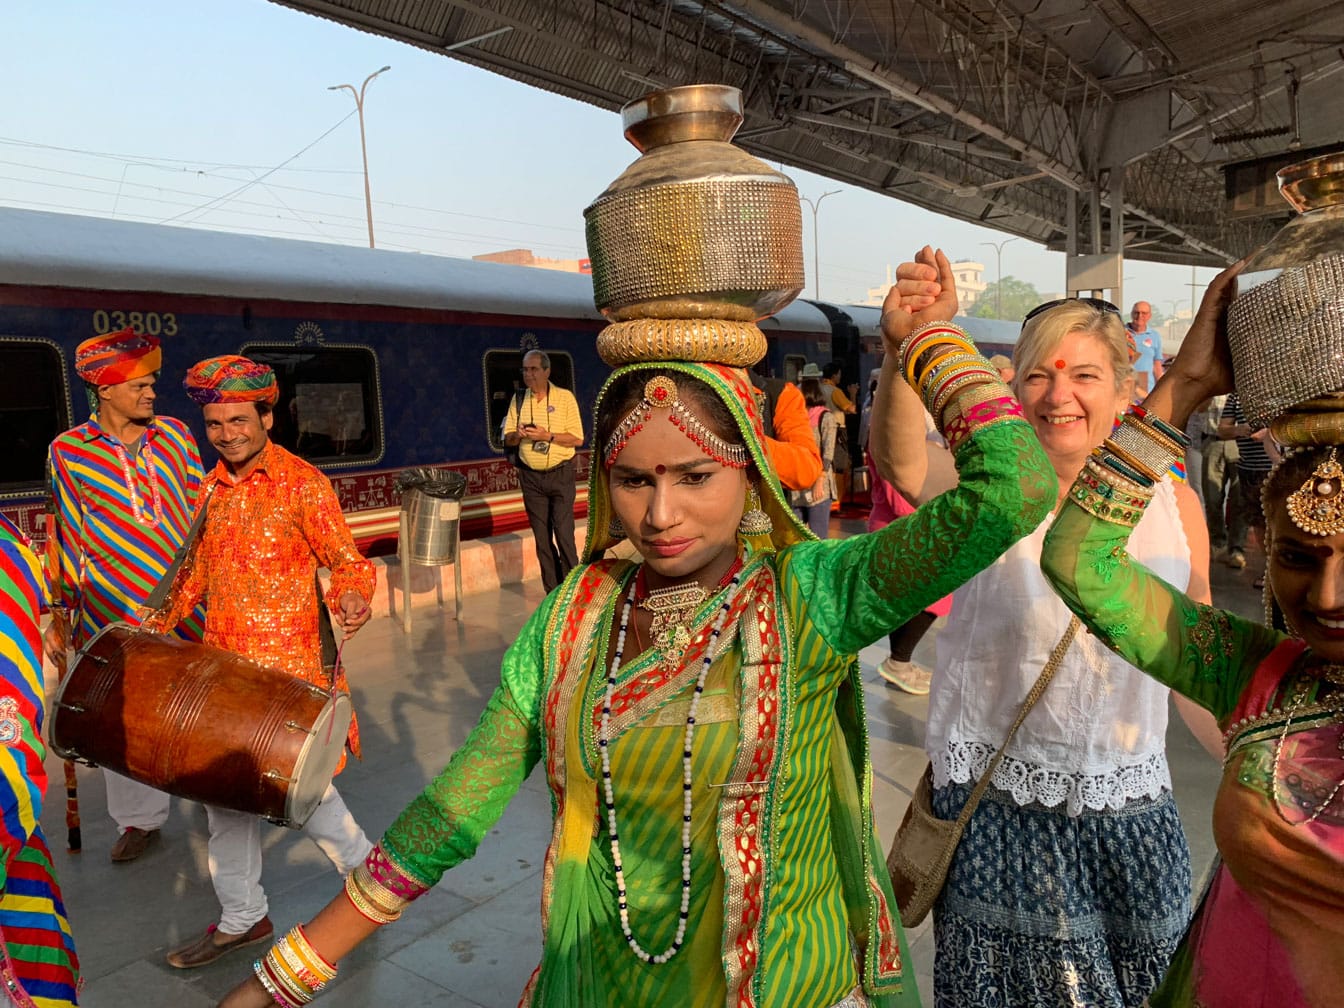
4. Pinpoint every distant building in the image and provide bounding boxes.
[473,249,592,274]
[859,259,987,309]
